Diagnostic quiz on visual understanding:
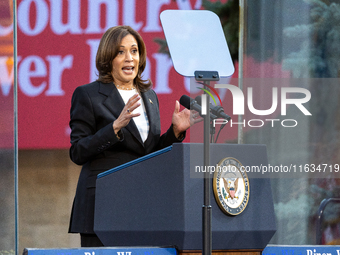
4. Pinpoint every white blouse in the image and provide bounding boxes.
[117,88,150,142]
